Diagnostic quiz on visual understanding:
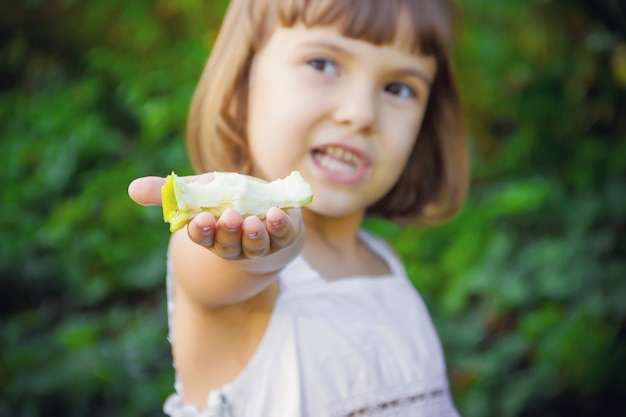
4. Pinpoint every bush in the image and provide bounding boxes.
[1,0,624,416]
